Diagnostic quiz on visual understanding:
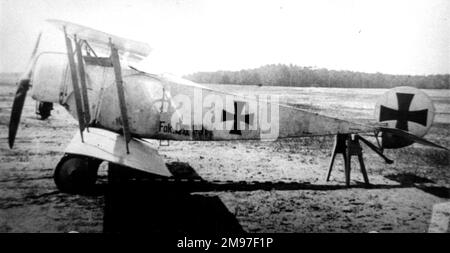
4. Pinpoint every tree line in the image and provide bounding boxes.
[184,64,450,89]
